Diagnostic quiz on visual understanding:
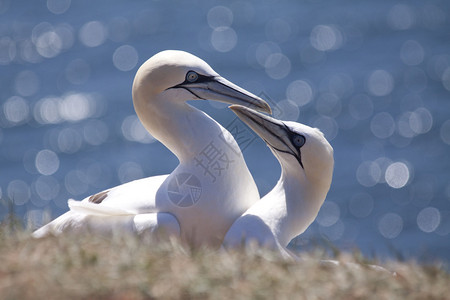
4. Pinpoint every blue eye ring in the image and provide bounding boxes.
[292,134,306,148]
[186,71,198,82]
